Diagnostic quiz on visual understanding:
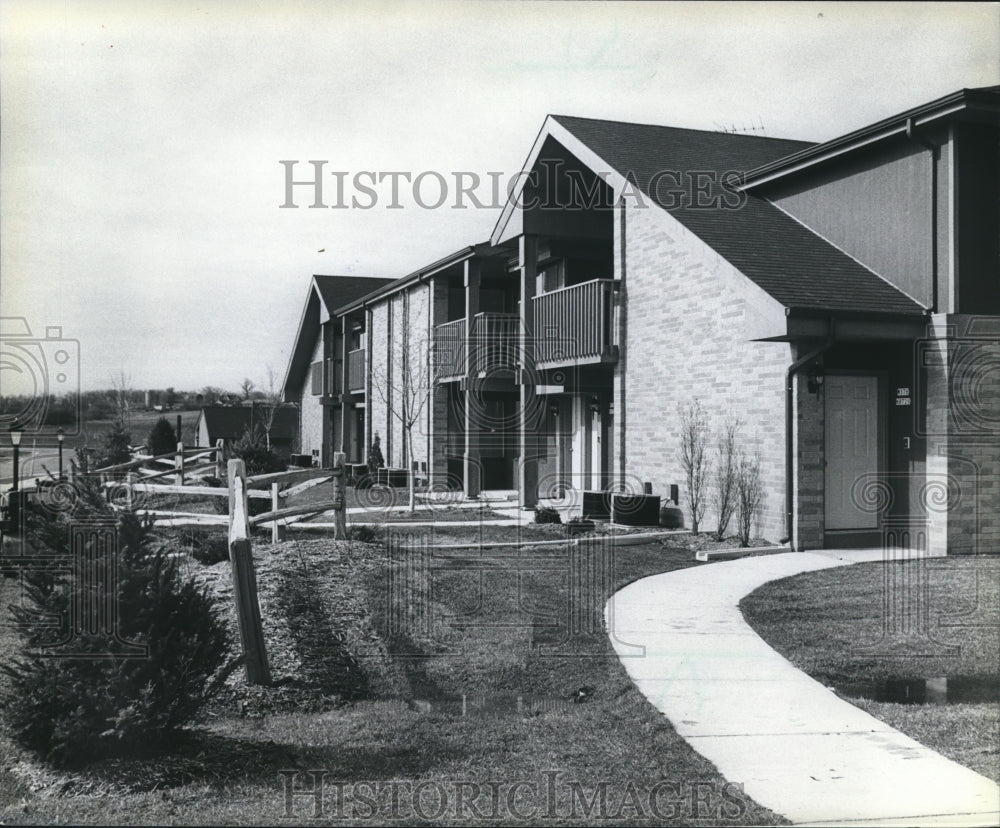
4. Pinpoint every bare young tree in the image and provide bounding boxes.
[240,378,256,400]
[257,365,281,451]
[735,450,766,548]
[109,369,133,433]
[371,348,431,513]
[714,417,741,540]
[678,399,710,534]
